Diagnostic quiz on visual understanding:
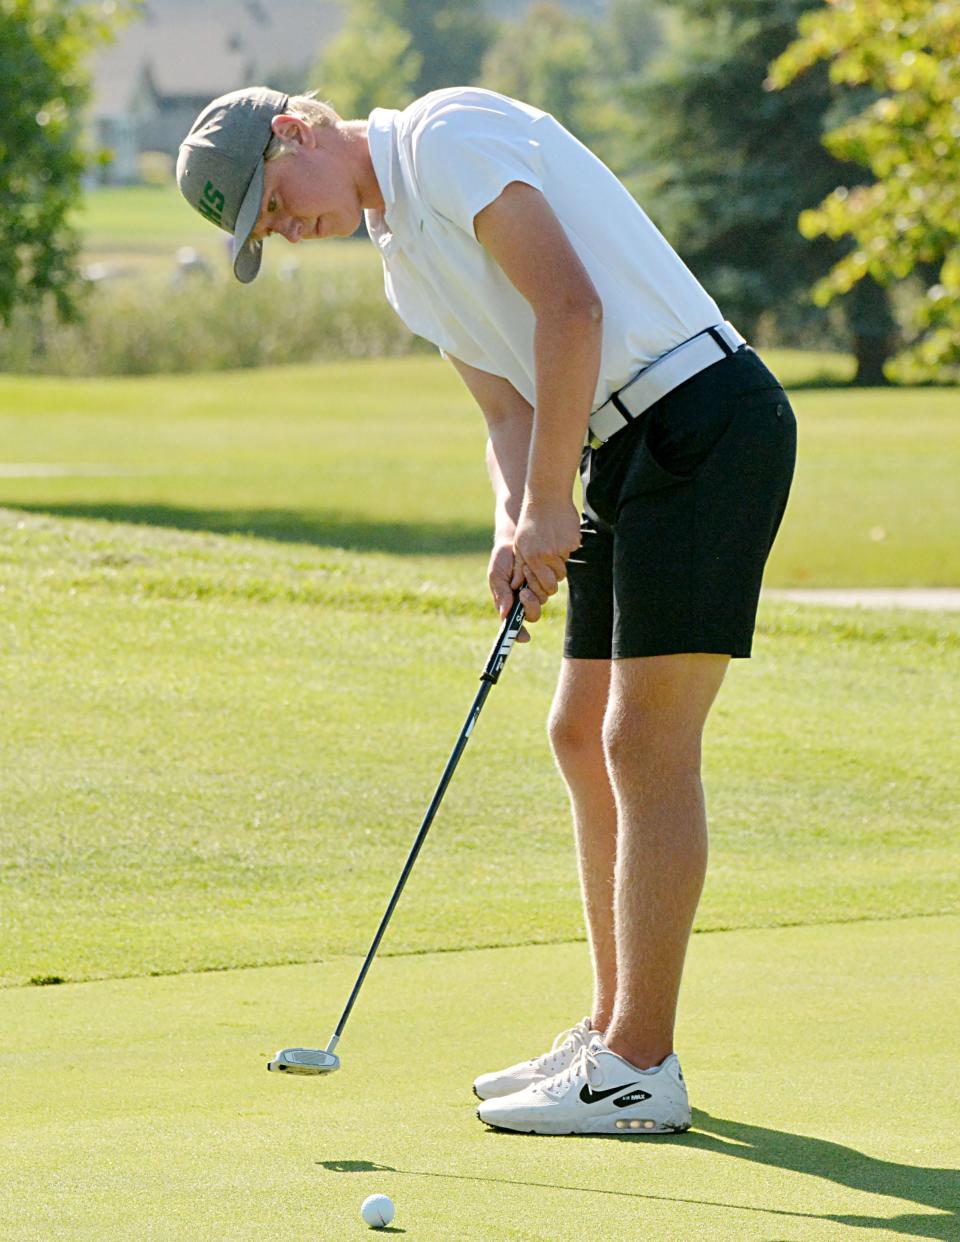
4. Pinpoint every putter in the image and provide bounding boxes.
[268,592,527,1076]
